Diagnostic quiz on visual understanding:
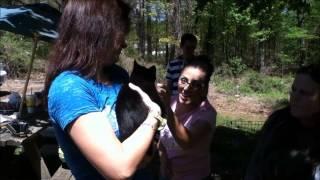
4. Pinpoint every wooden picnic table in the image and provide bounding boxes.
[0,114,51,180]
